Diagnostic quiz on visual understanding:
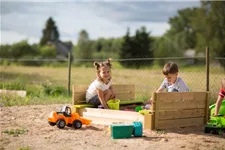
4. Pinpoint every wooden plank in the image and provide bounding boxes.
[80,108,143,118]
[80,116,139,125]
[78,107,144,125]
[72,85,87,104]
[153,92,159,129]
[72,92,86,104]
[157,92,207,102]
[73,92,134,104]
[204,92,210,124]
[73,85,87,92]
[157,109,205,120]
[144,114,154,130]
[115,92,134,100]
[72,84,135,104]
[112,84,135,93]
[158,99,206,110]
[156,117,205,129]
[194,92,207,101]
[0,89,26,97]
